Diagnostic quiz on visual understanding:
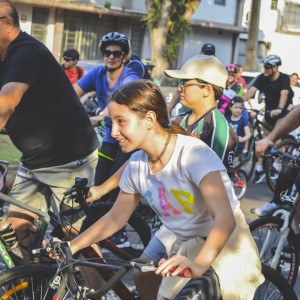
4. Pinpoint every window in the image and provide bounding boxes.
[271,0,278,10]
[279,2,300,32]
[214,0,225,6]
[31,7,49,44]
